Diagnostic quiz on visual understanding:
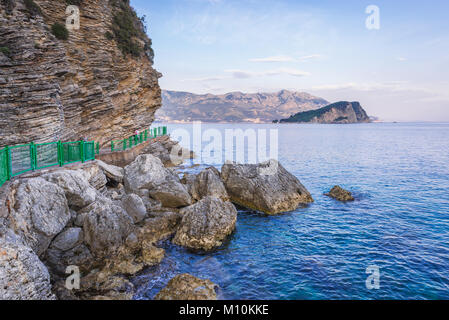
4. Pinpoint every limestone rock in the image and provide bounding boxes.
[50,228,84,252]
[155,274,218,300]
[81,196,134,258]
[0,232,55,300]
[191,167,229,201]
[78,163,108,191]
[221,160,314,215]
[121,194,147,223]
[0,0,162,147]
[173,197,237,251]
[325,186,355,202]
[6,178,71,256]
[124,154,192,208]
[96,160,124,185]
[44,170,96,209]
